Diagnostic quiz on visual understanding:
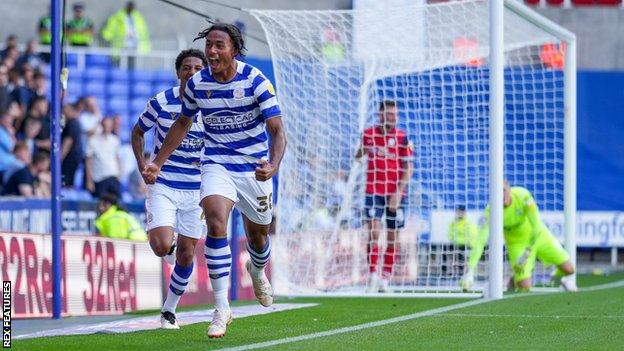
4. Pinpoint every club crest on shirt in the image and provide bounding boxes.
[233,87,245,100]
[267,82,276,95]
